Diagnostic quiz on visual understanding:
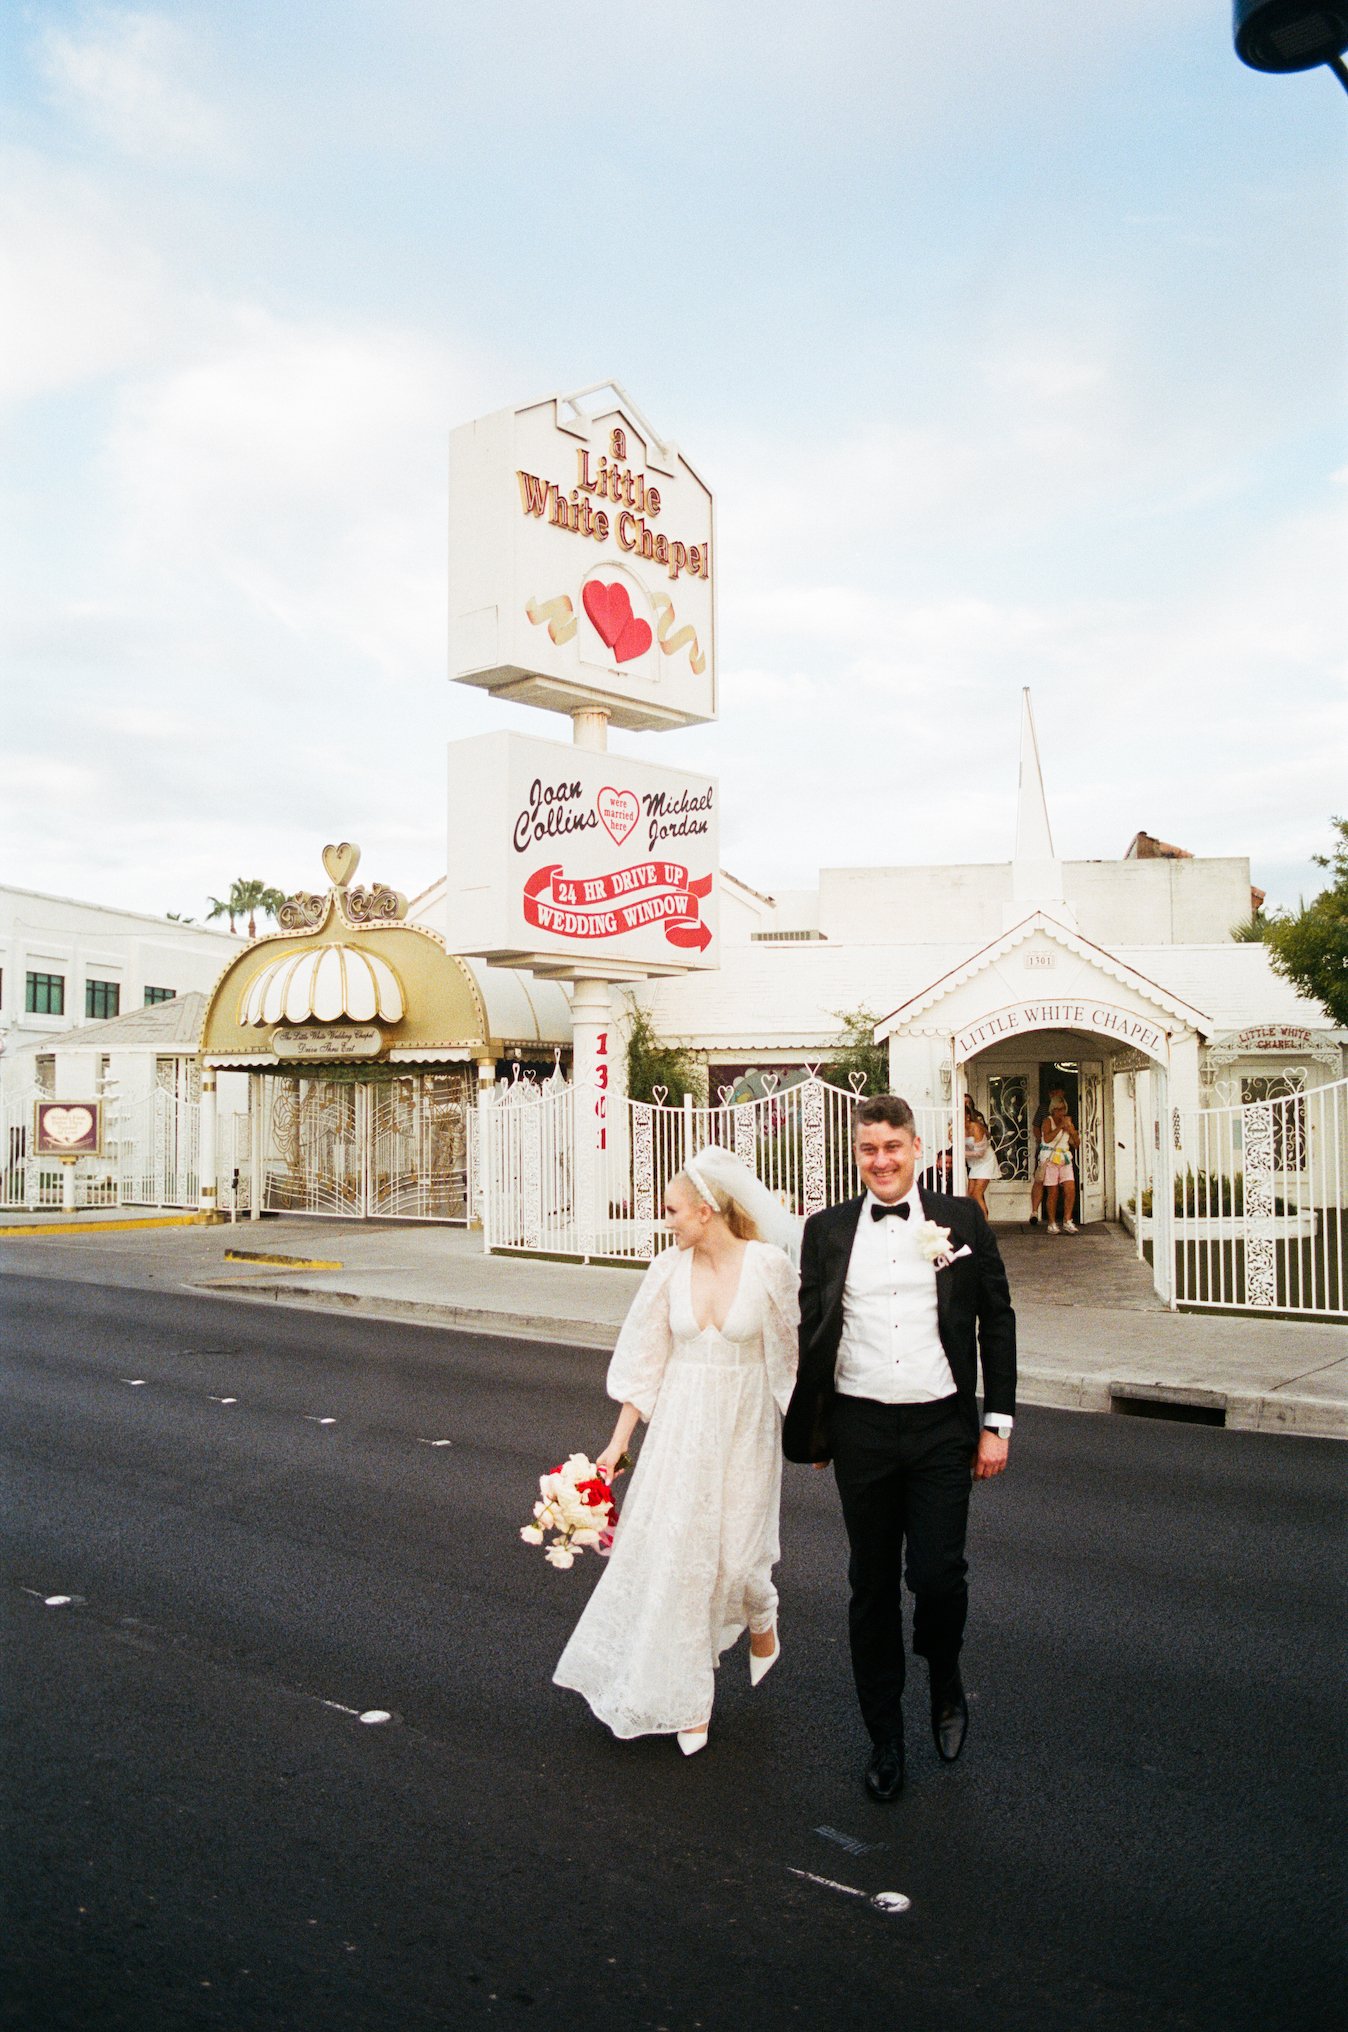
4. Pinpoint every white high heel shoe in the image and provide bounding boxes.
[677,1725,709,1756]
[749,1629,780,1687]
